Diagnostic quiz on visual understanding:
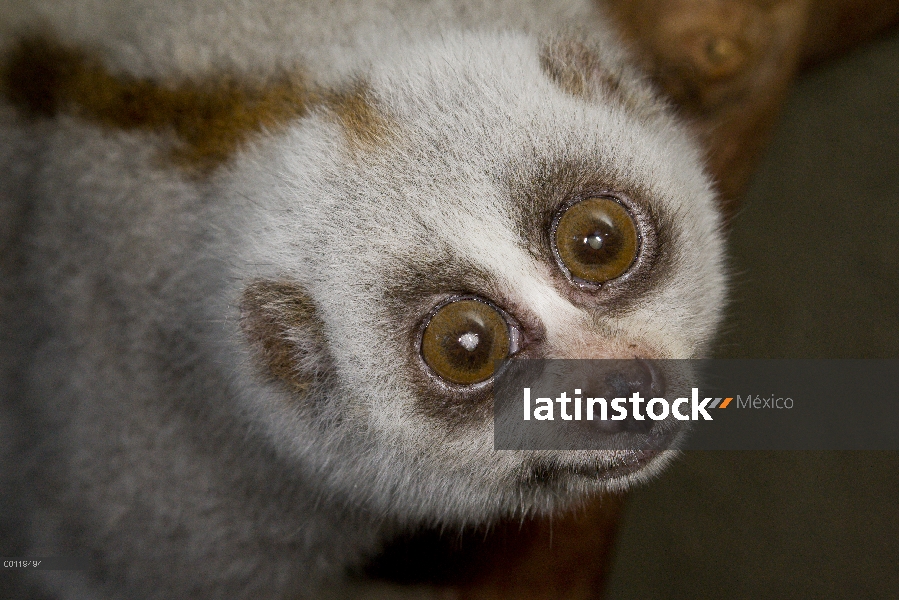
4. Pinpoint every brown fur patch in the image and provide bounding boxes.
[1,36,395,171]
[326,82,391,150]
[538,38,621,99]
[1,36,311,172]
[538,38,664,118]
[240,280,328,396]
